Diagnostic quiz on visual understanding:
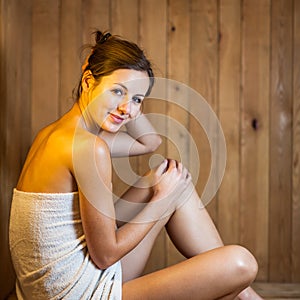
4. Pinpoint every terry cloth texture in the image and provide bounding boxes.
[9,189,122,300]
